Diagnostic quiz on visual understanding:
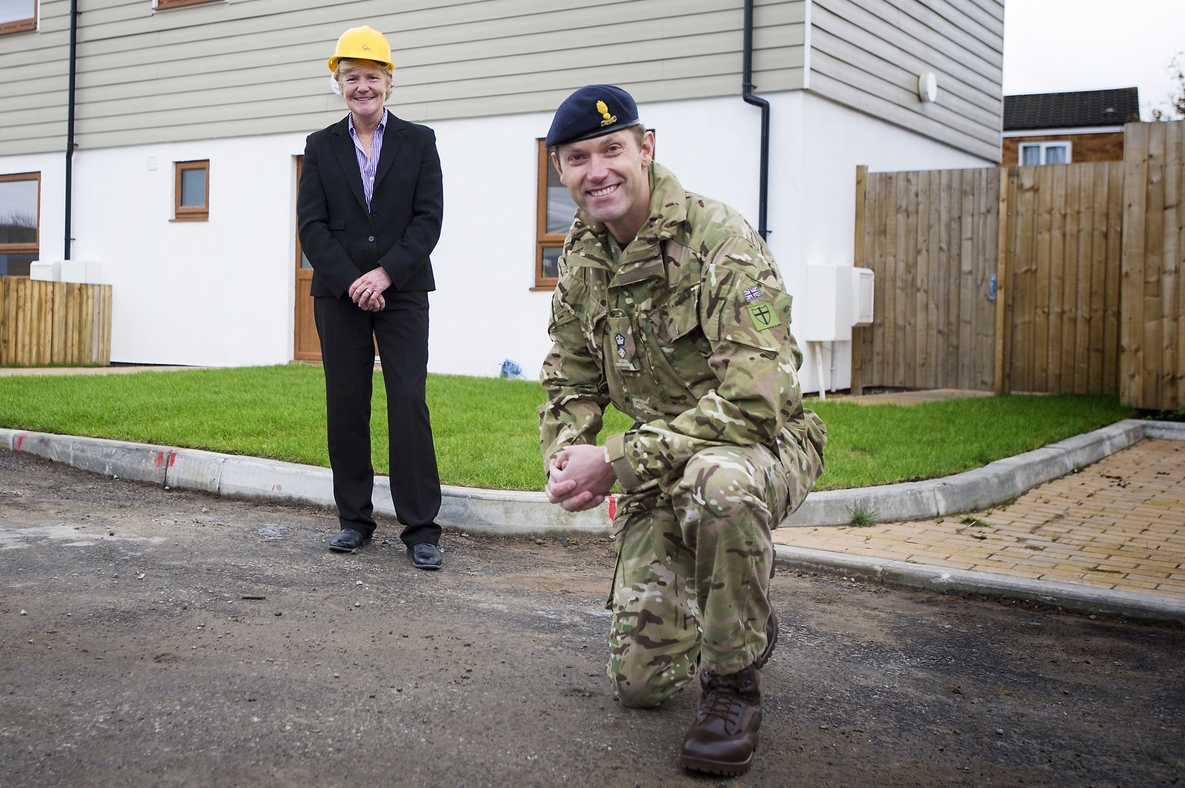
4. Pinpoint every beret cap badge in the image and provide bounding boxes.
[597,100,617,127]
